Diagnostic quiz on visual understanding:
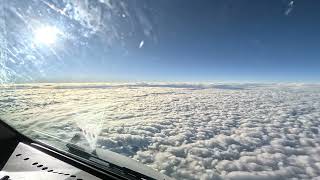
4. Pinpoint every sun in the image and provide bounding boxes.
[34,26,61,45]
